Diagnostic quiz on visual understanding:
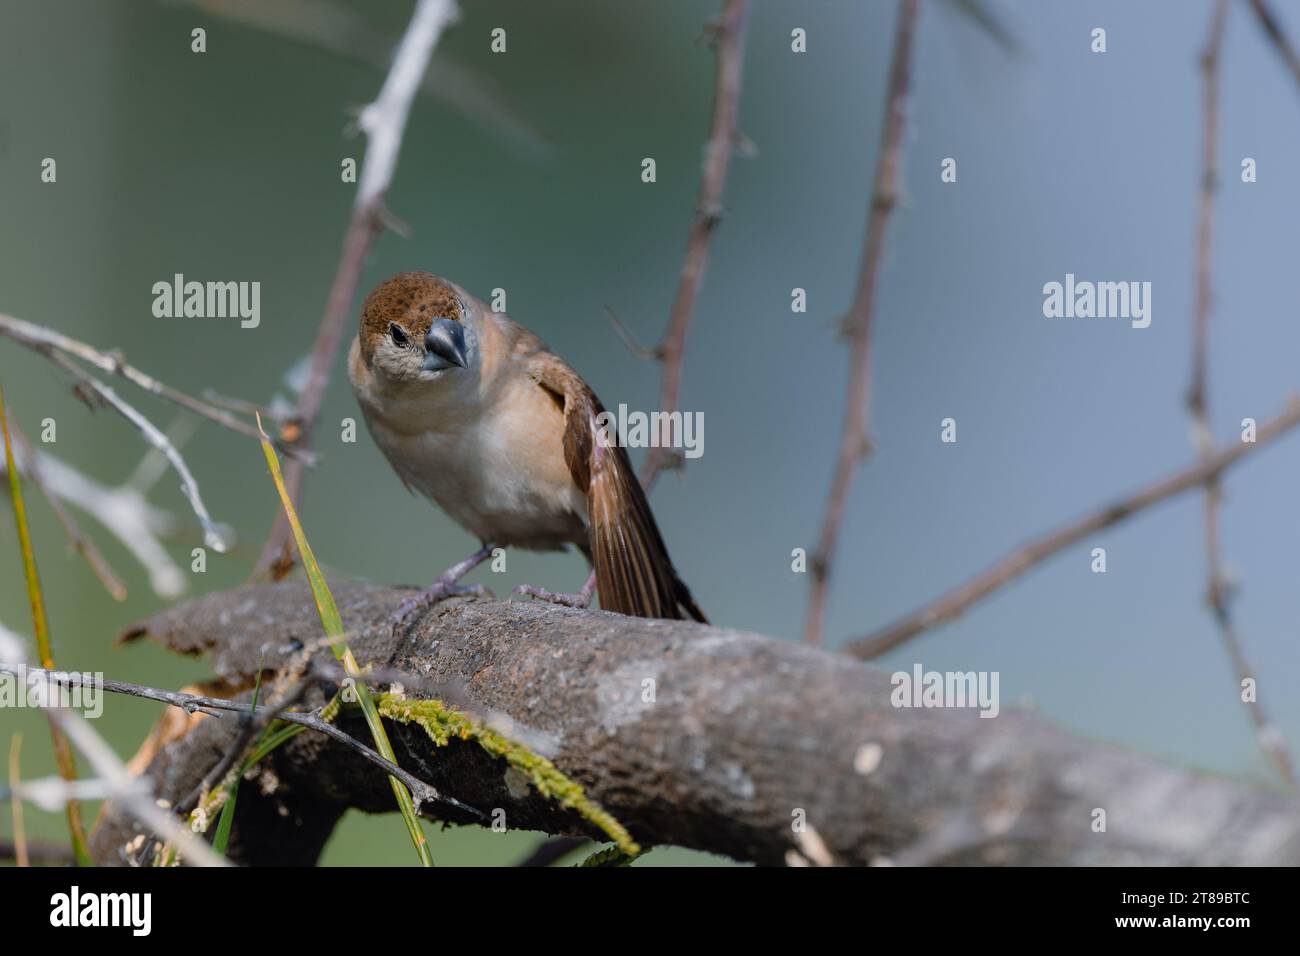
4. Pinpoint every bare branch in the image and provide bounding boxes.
[1,774,114,809]
[1187,0,1295,787]
[0,654,225,867]
[805,0,921,645]
[5,421,128,600]
[1248,0,1300,92]
[846,395,1300,659]
[43,705,227,867]
[6,444,187,597]
[46,351,228,553]
[254,0,459,577]
[173,678,311,817]
[6,665,480,822]
[604,306,659,361]
[89,582,1300,866]
[1187,0,1227,434]
[639,0,751,491]
[174,0,545,158]
[0,311,310,464]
